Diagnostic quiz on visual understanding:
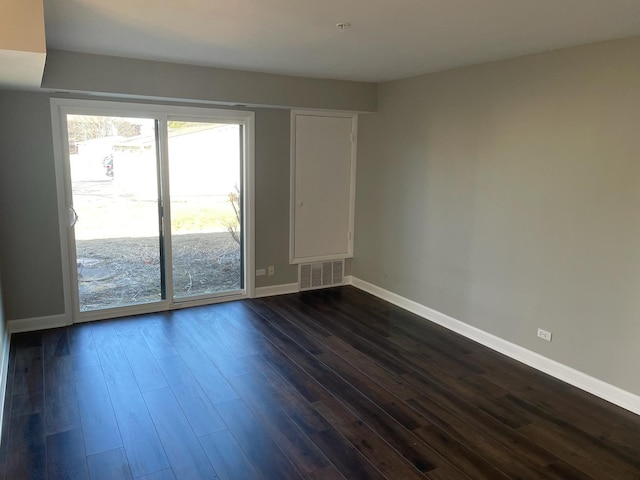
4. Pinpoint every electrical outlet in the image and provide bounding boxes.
[537,328,552,342]
[256,268,265,276]
[268,265,275,276]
